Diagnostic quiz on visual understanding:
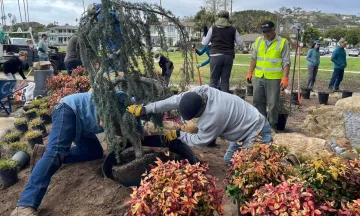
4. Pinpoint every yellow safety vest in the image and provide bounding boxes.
[254,36,287,80]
